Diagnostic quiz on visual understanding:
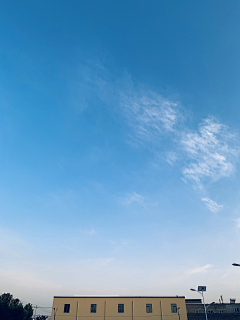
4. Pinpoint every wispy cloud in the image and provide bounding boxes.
[75,58,239,212]
[235,218,240,228]
[80,229,97,236]
[169,264,213,284]
[119,87,239,198]
[120,91,183,143]
[120,191,144,205]
[181,117,239,188]
[201,197,223,212]
[77,61,184,143]
[165,151,178,165]
[186,264,212,276]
